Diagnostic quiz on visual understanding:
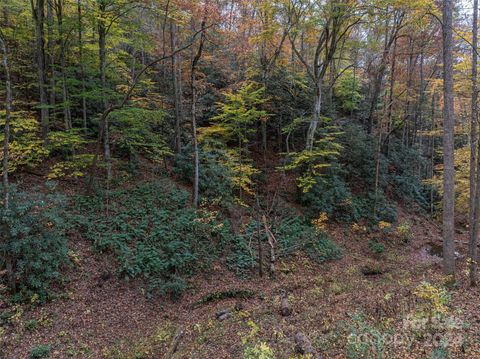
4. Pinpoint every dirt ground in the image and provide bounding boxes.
[2,207,480,359]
